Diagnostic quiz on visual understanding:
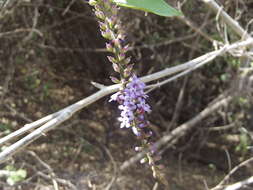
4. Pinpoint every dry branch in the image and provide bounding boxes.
[212,157,253,190]
[120,94,233,170]
[0,38,253,164]
[224,176,253,190]
[201,0,251,39]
